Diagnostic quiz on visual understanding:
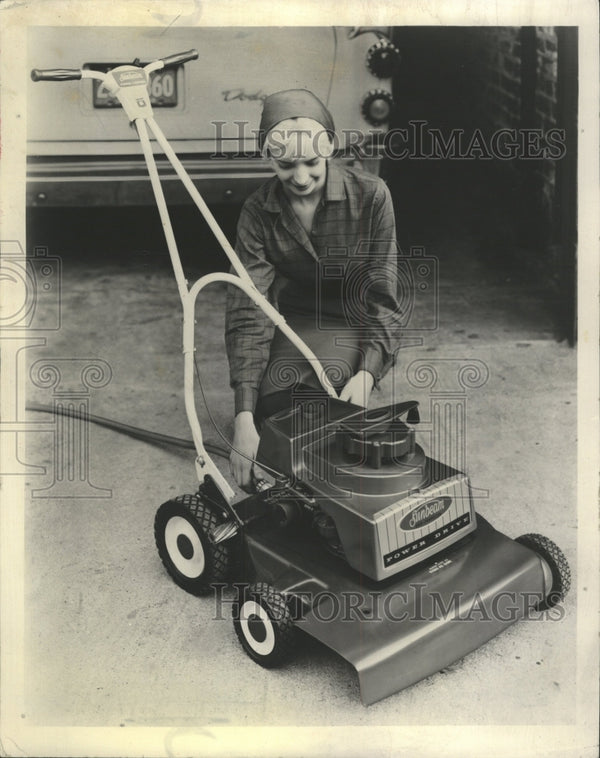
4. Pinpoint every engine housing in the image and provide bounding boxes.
[257,397,476,581]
